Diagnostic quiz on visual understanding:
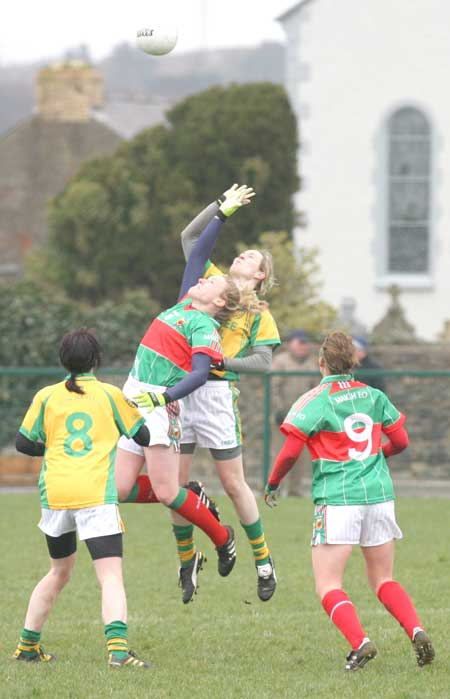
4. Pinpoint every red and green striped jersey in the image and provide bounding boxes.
[281,374,405,505]
[130,297,223,386]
